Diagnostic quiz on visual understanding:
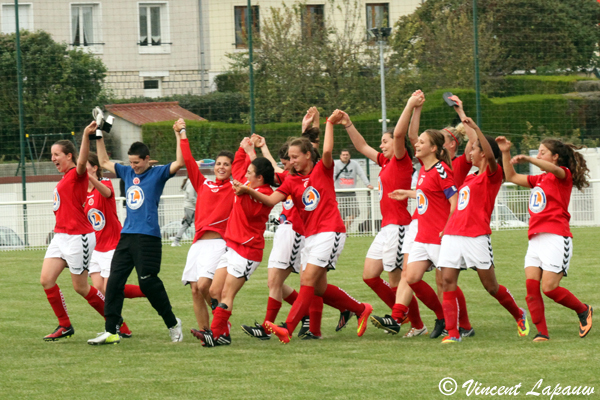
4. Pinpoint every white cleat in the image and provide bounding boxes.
[169,318,183,342]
